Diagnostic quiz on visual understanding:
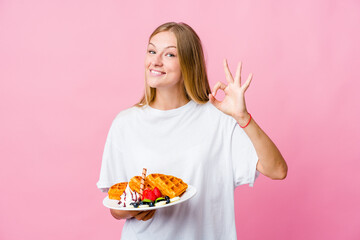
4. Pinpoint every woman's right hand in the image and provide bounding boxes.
[110,209,156,221]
